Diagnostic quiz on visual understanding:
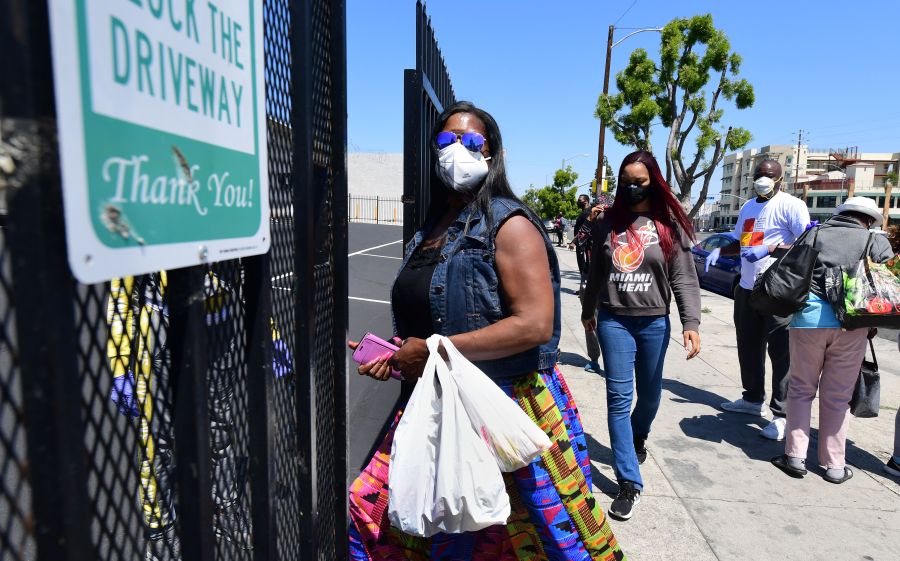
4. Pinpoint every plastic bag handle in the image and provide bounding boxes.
[426,335,457,397]
[425,334,454,379]
[418,335,445,387]
[435,335,467,369]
